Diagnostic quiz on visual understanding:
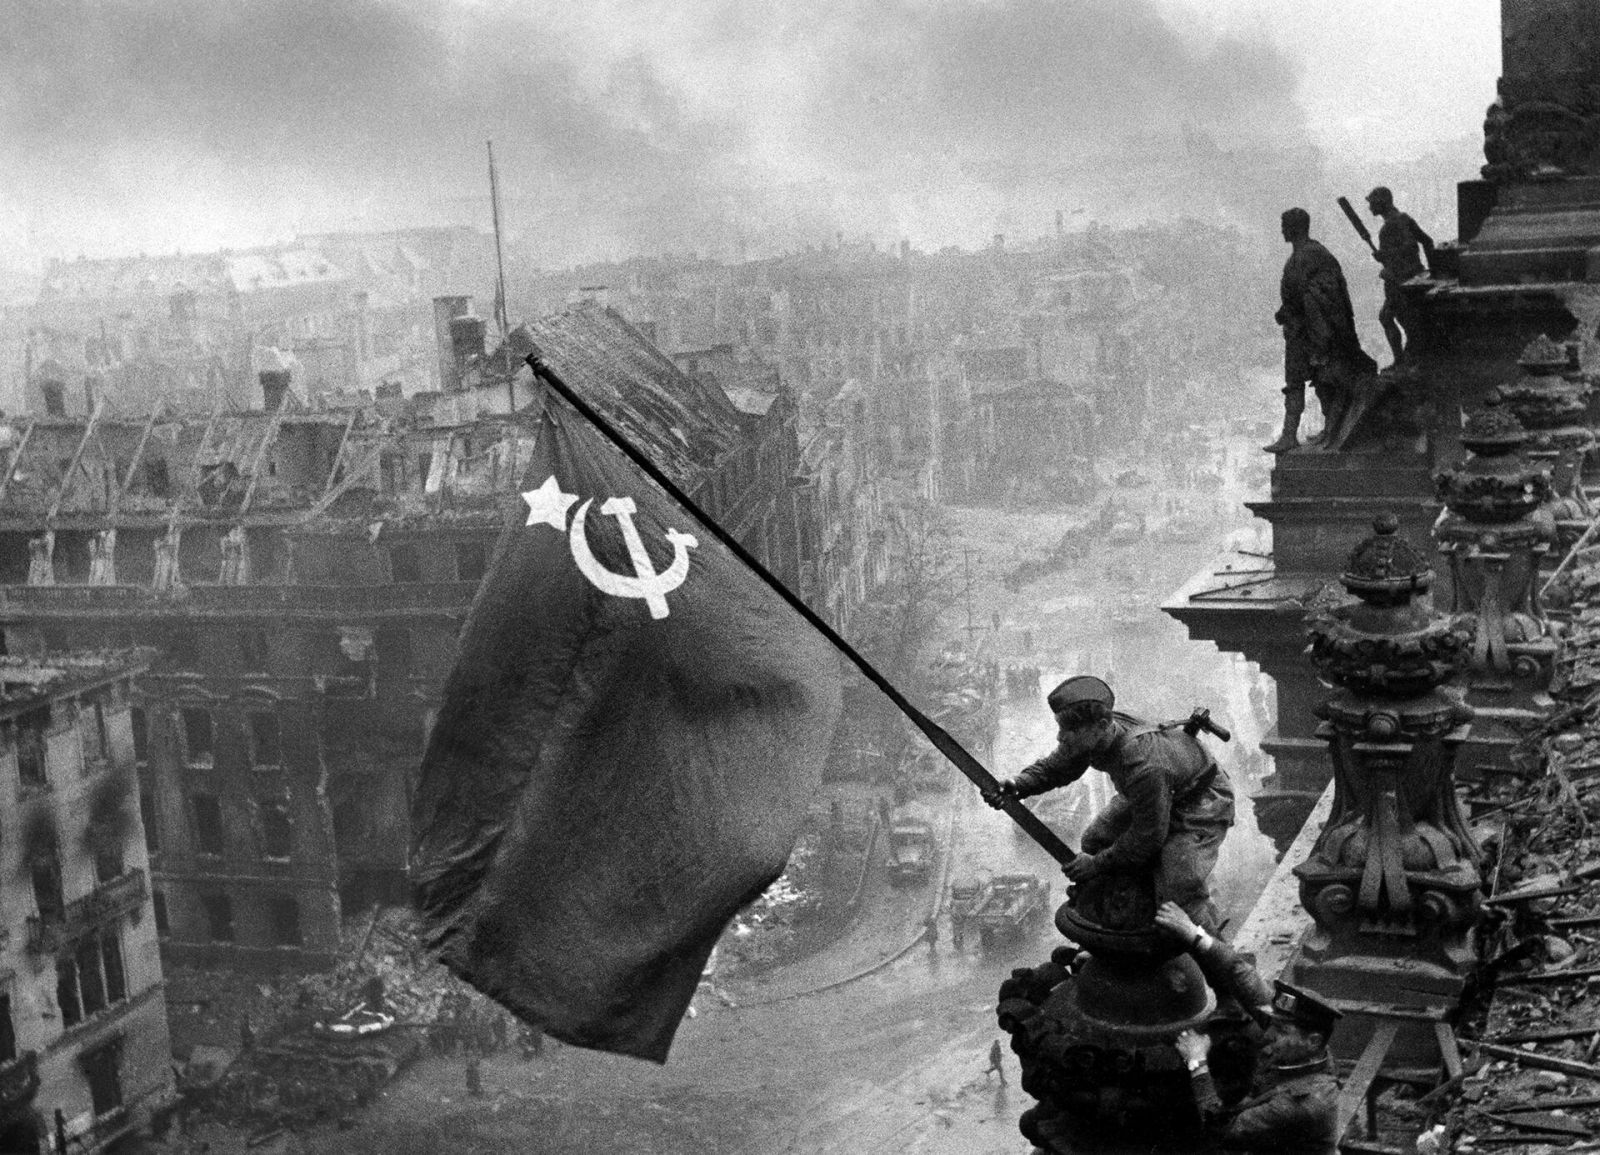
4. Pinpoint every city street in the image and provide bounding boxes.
[223,440,1289,1155]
